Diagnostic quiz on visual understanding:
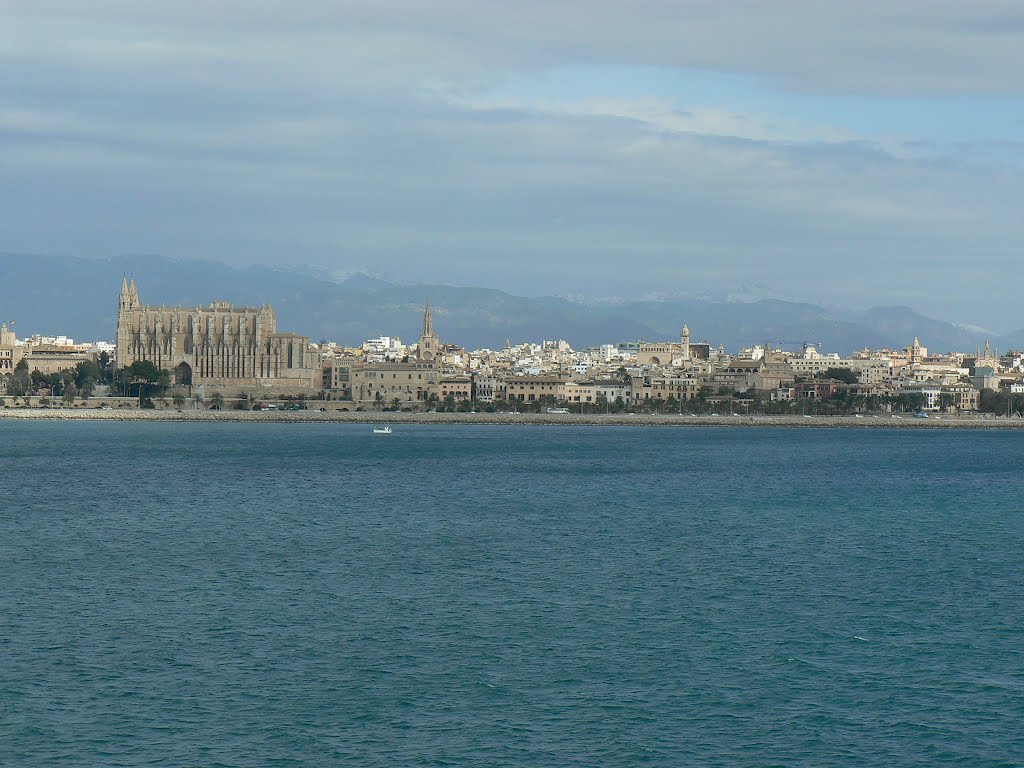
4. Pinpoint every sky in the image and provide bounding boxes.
[2,1,1023,330]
